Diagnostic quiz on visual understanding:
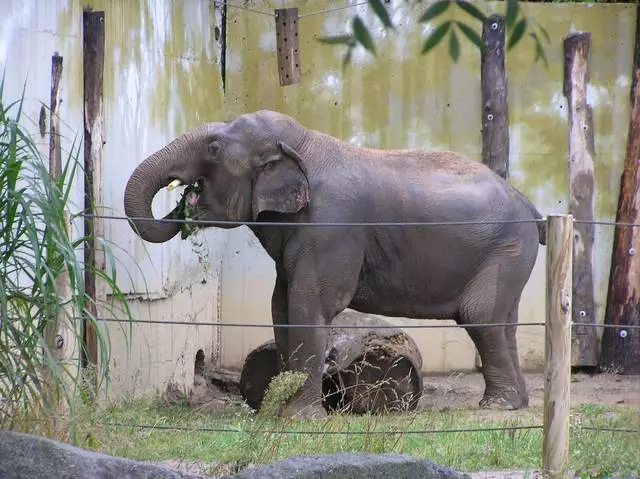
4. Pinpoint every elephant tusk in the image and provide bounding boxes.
[166,179,183,191]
